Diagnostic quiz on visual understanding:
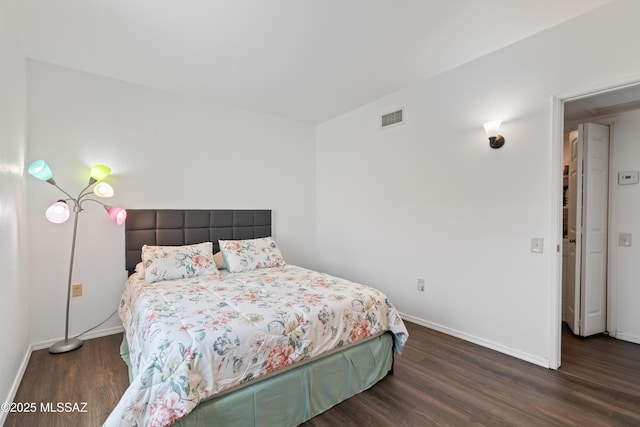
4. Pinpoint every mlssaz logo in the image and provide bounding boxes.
[40,402,88,413]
